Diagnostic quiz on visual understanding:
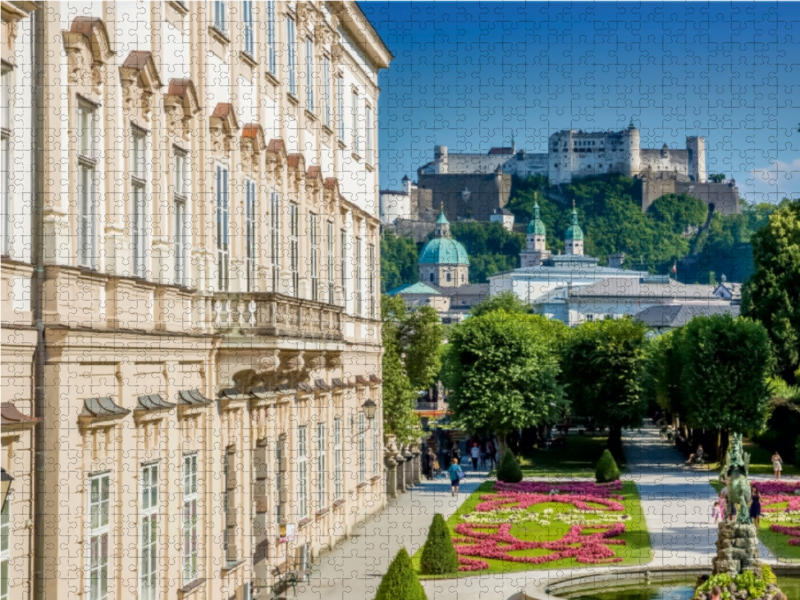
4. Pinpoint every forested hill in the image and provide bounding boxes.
[381,174,779,293]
